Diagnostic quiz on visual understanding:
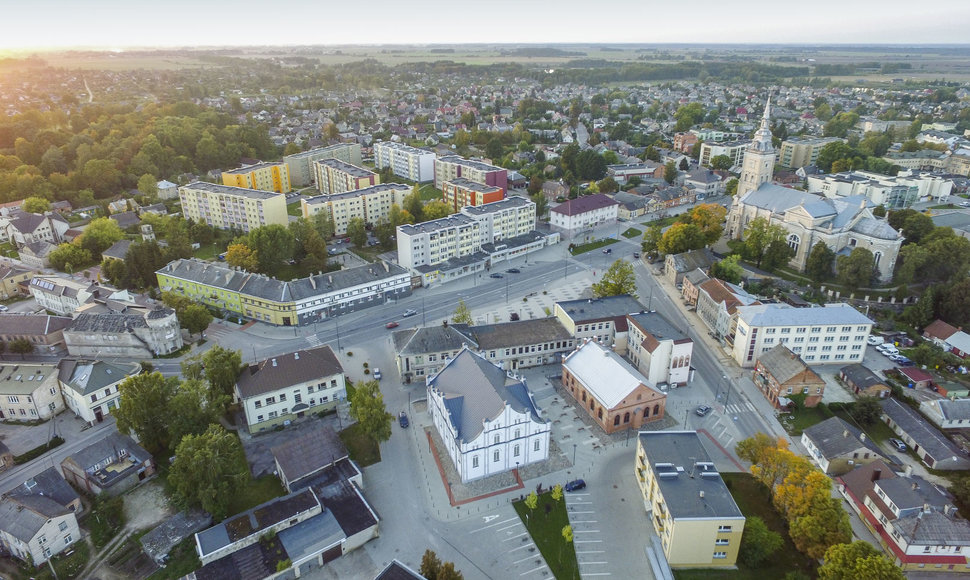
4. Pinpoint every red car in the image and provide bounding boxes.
[386,321,399,329]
